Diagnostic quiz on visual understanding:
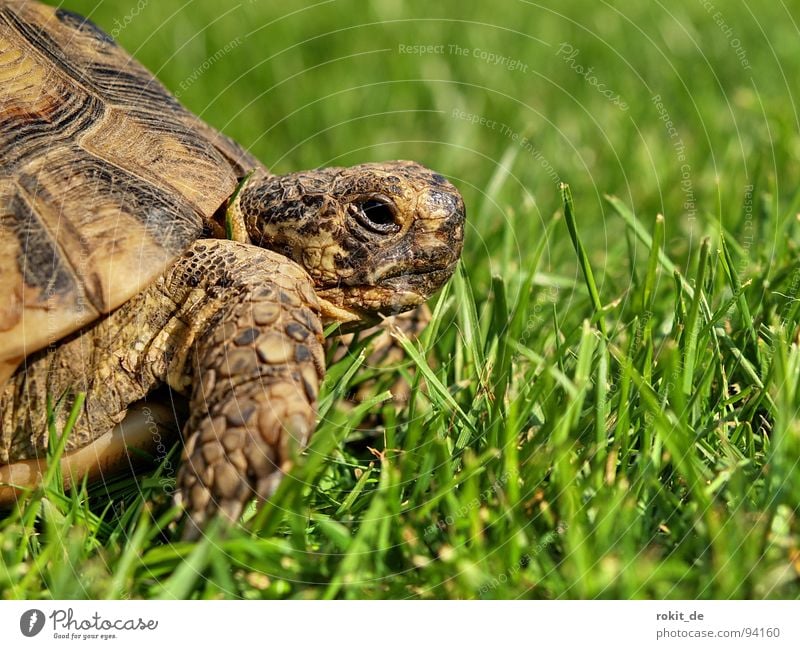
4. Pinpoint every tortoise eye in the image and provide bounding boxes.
[355,199,400,234]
